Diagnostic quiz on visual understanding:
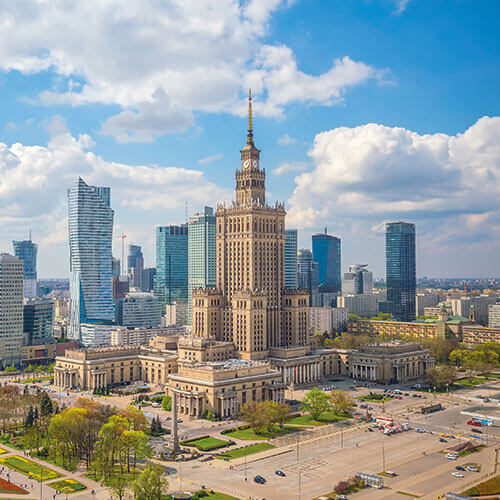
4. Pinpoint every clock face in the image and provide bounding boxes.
[252,160,258,168]
[243,159,250,169]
